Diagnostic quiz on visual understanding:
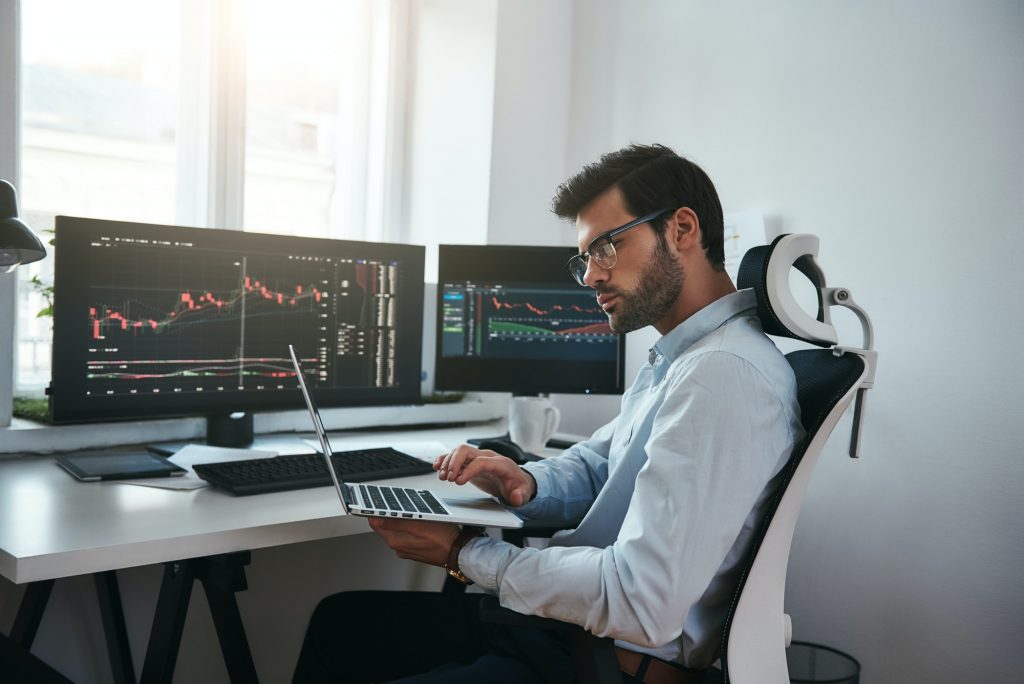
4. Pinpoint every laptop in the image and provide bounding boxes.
[289,346,524,529]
